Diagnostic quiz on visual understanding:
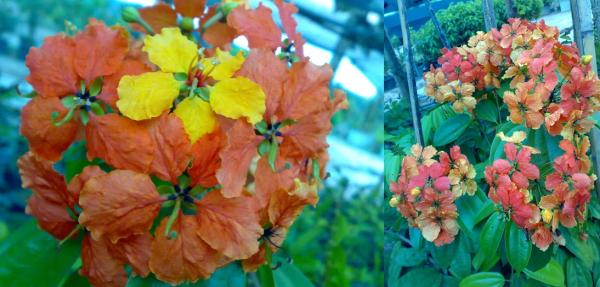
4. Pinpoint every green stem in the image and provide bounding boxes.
[59,225,81,246]
[201,11,223,32]
[164,198,181,237]
[188,78,199,98]
[51,106,77,127]
[137,18,155,35]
